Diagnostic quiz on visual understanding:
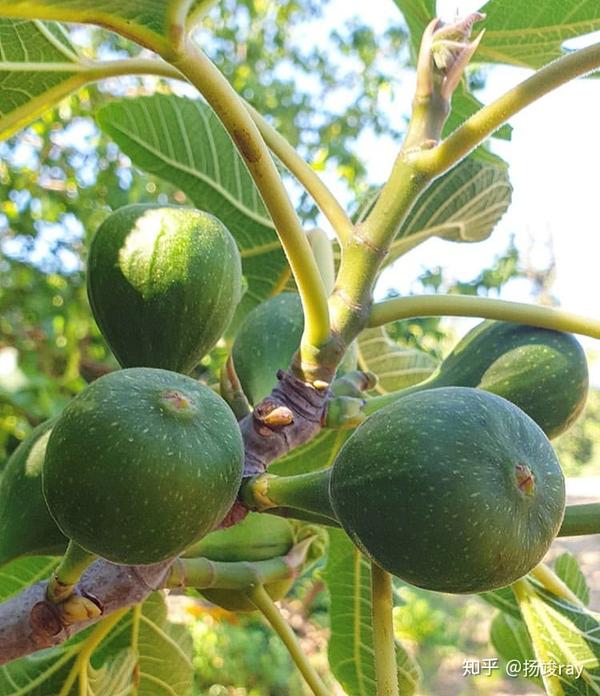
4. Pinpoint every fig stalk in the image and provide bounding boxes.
[245,583,331,696]
[47,541,98,604]
[558,503,600,537]
[239,469,335,523]
[371,563,400,696]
